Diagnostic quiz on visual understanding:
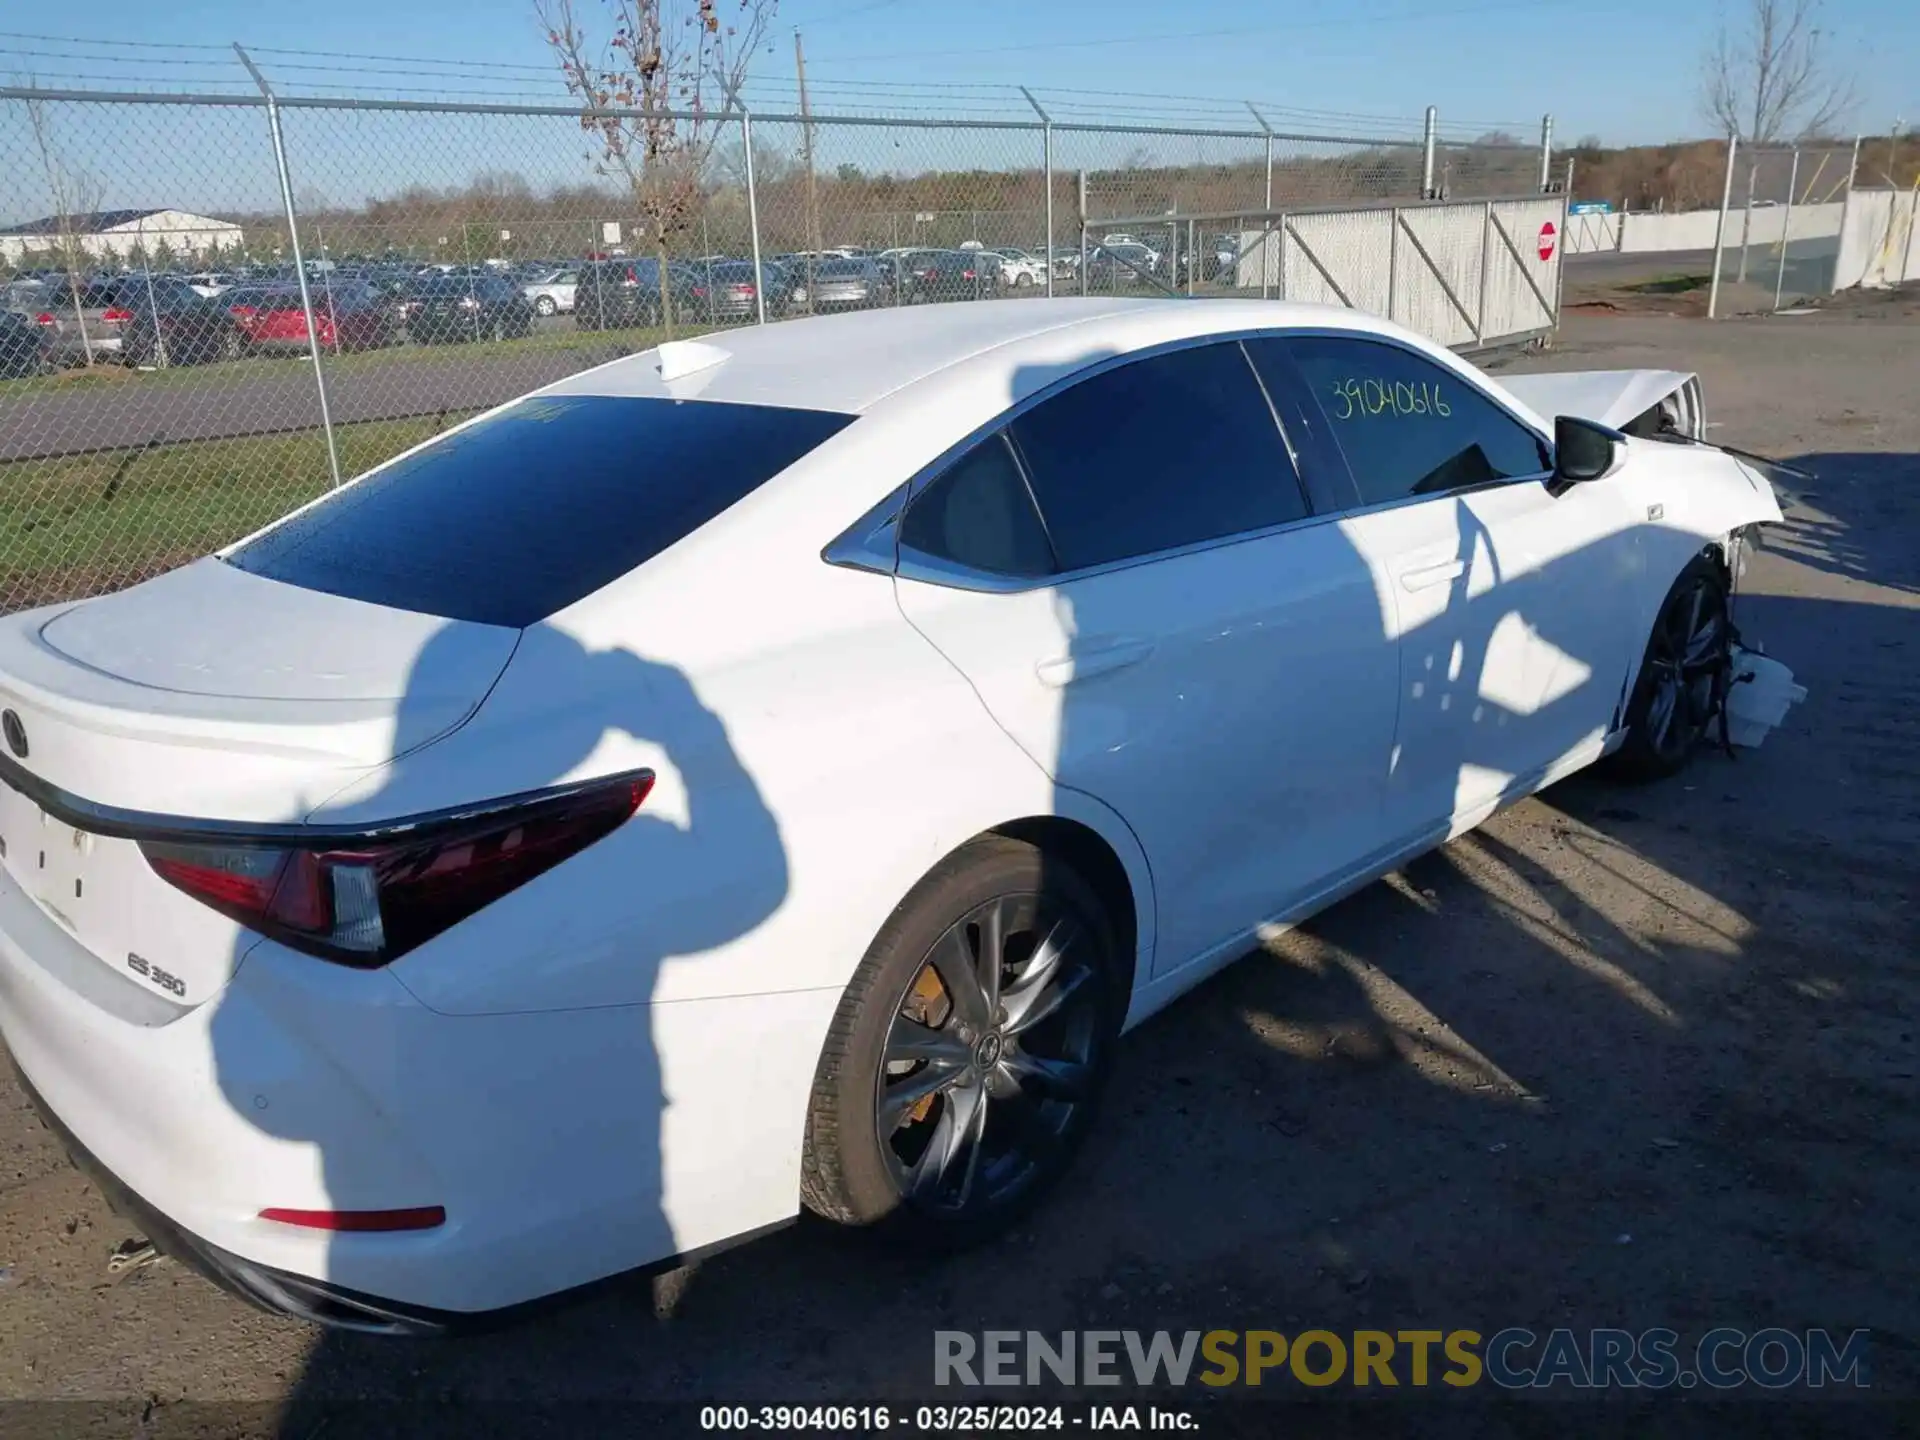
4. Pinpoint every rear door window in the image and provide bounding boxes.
[1008,341,1309,571]
[225,394,855,626]
[900,434,1055,578]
